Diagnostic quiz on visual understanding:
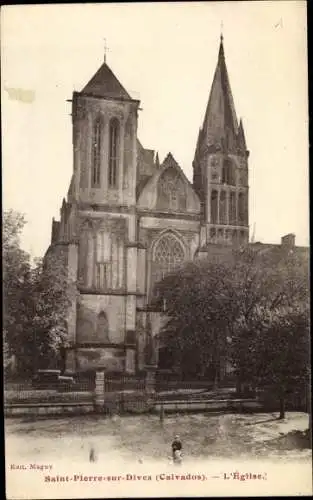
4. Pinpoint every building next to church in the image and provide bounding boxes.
[45,36,298,376]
